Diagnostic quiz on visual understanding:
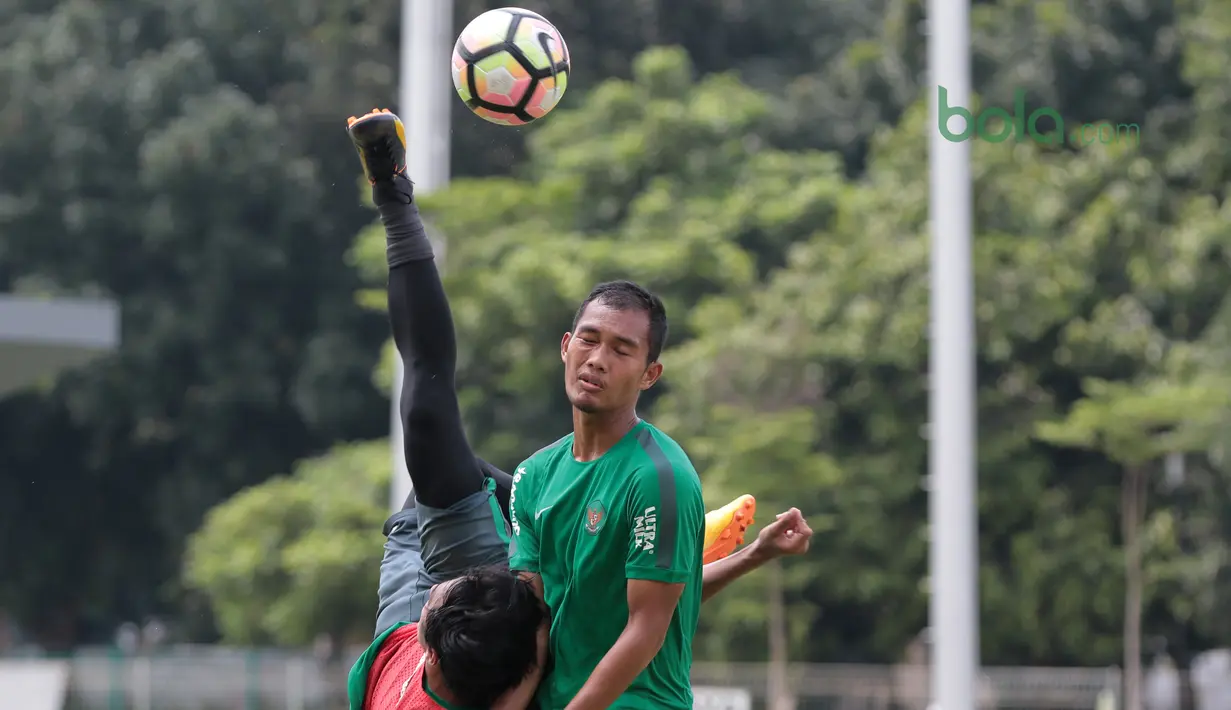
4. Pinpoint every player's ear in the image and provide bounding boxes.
[560,332,572,363]
[639,361,663,391]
